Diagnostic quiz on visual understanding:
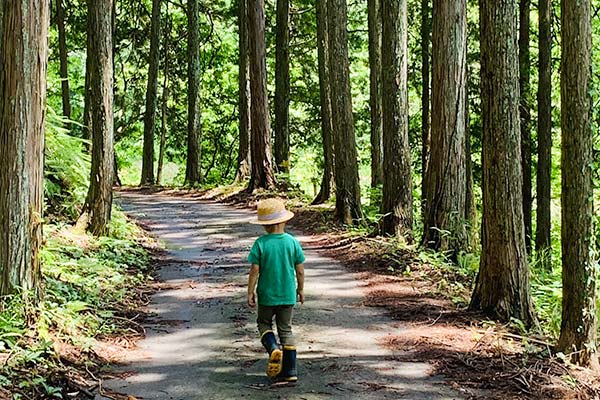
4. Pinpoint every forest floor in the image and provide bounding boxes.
[94,187,600,400]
